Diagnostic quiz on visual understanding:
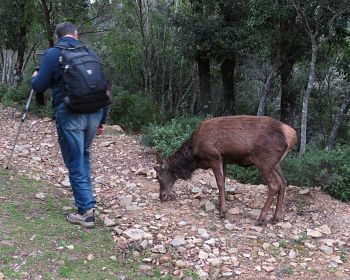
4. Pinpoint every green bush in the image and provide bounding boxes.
[108,89,160,131]
[227,165,263,185]
[283,146,350,201]
[0,83,53,118]
[142,116,203,157]
[228,147,350,201]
